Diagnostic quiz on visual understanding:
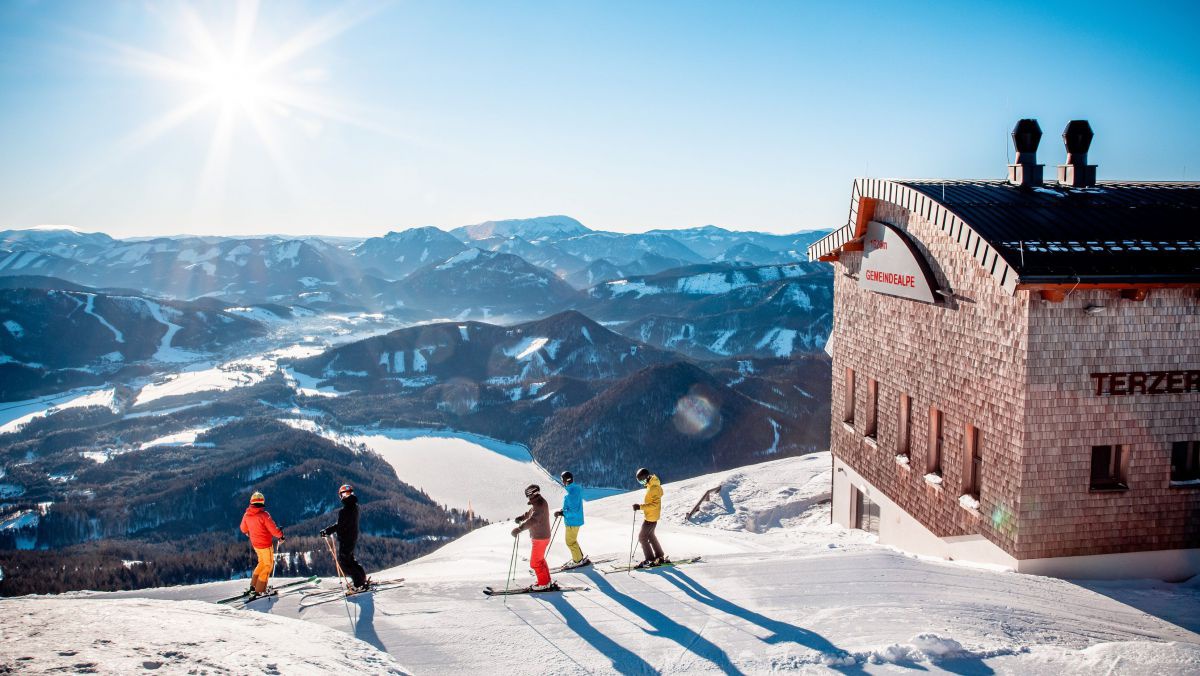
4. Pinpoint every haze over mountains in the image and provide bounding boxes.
[0,215,832,595]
